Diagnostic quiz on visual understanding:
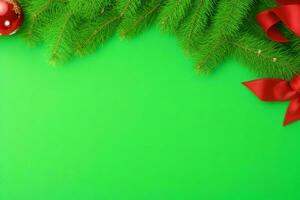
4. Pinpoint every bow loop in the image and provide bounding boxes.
[284,97,300,125]
[256,0,300,42]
